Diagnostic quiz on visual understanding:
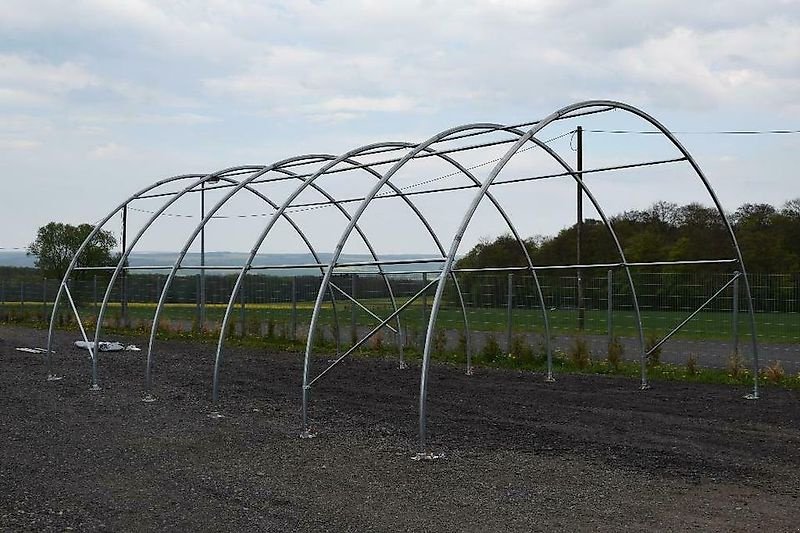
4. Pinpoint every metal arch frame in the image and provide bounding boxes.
[210,144,474,403]
[212,140,554,402]
[299,121,648,434]
[91,157,353,389]
[415,99,760,453]
[142,171,352,393]
[44,171,222,379]
[299,123,523,434]
[143,158,418,394]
